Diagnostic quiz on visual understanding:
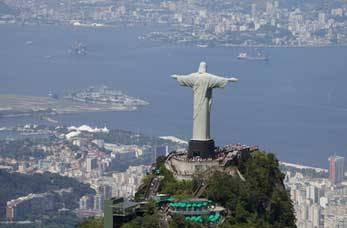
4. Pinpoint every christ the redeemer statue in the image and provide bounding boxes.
[172,62,238,158]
